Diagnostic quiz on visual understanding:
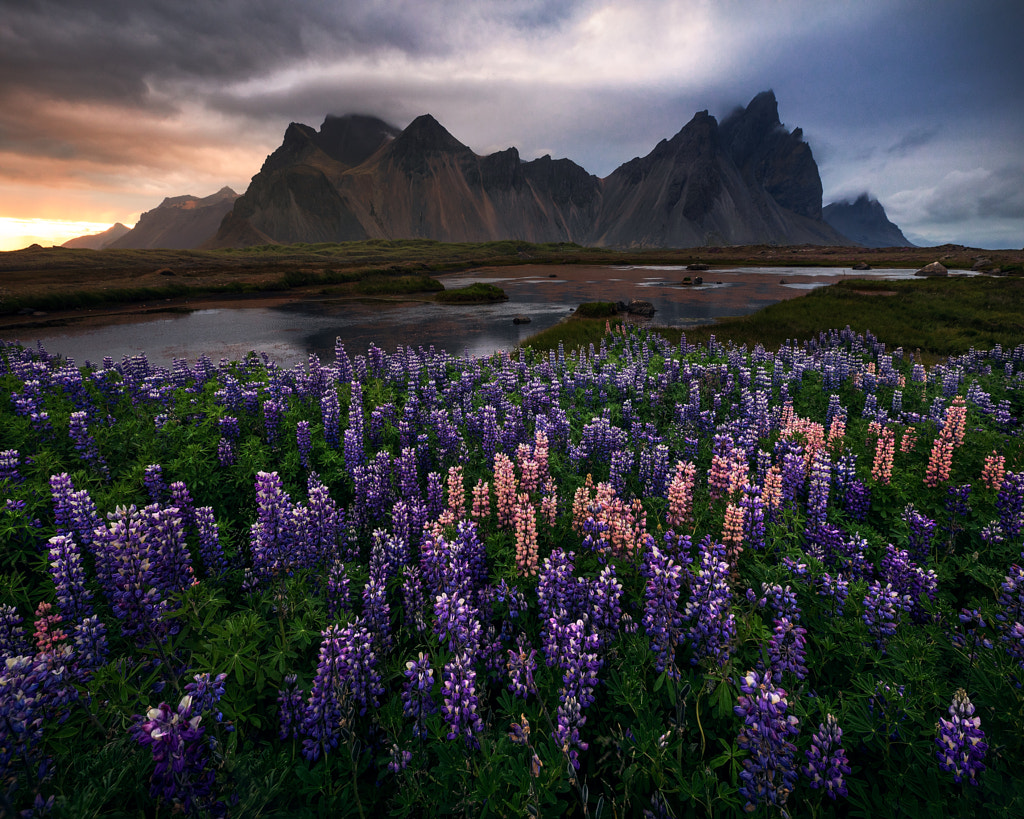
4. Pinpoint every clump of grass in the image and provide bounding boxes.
[574,301,619,318]
[354,274,443,296]
[435,283,508,303]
